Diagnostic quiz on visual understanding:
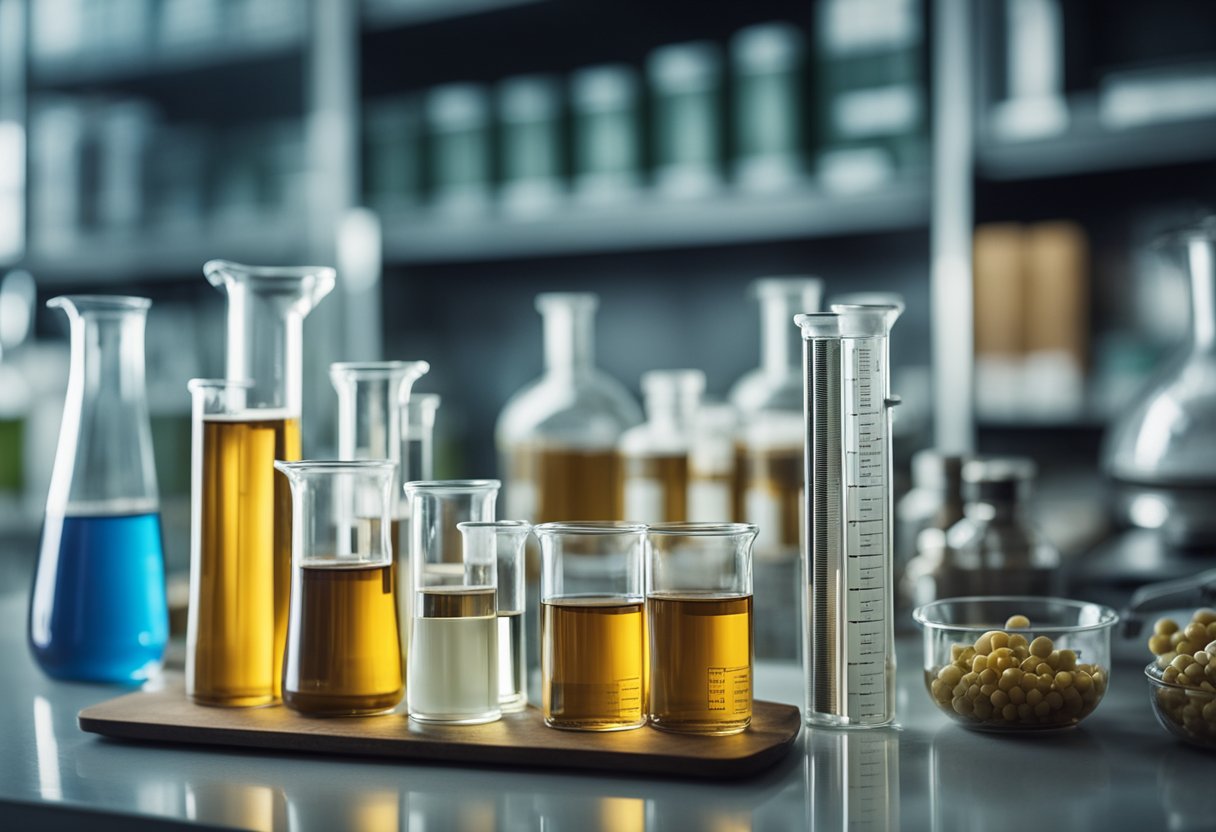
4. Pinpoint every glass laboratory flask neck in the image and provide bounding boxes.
[46,295,158,511]
[539,293,596,378]
[206,260,336,414]
[642,371,703,433]
[1184,230,1216,354]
